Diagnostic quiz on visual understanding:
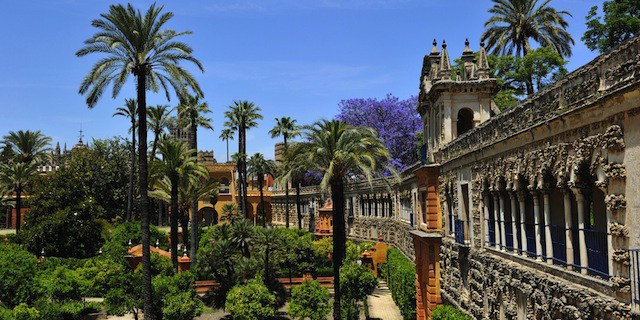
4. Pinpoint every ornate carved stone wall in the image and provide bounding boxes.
[441,238,632,319]
[436,36,640,319]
